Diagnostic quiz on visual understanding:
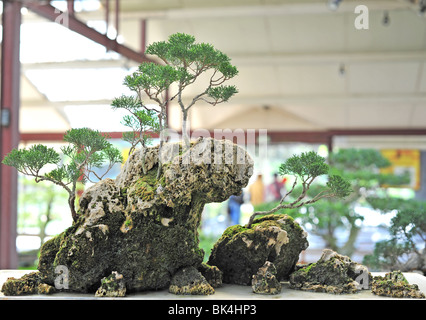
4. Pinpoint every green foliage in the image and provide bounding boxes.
[279,151,328,179]
[112,95,160,154]
[124,63,179,99]
[2,144,60,177]
[326,175,352,198]
[113,32,239,168]
[2,128,123,222]
[277,151,352,199]
[329,148,391,170]
[146,33,238,80]
[363,199,425,272]
[145,32,238,147]
[363,239,413,271]
[247,151,351,227]
[328,148,410,188]
[206,85,238,105]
